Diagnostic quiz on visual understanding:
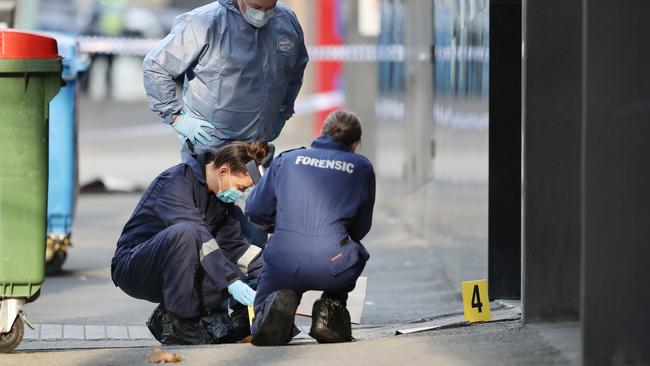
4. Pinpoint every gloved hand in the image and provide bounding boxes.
[227,280,256,306]
[270,116,287,141]
[172,115,213,146]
